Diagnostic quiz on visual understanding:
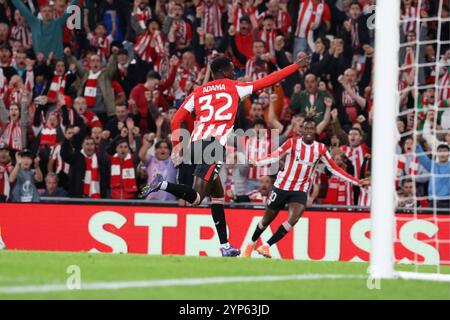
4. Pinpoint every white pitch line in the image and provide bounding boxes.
[0,274,366,294]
